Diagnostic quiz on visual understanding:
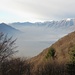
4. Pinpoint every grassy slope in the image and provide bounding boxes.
[30,31,75,67]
